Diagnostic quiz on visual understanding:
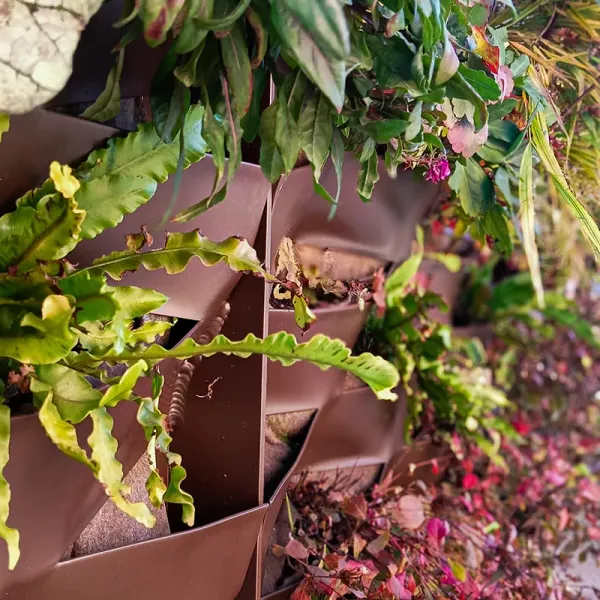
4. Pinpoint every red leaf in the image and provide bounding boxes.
[291,581,311,600]
[471,26,500,74]
[285,539,309,561]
